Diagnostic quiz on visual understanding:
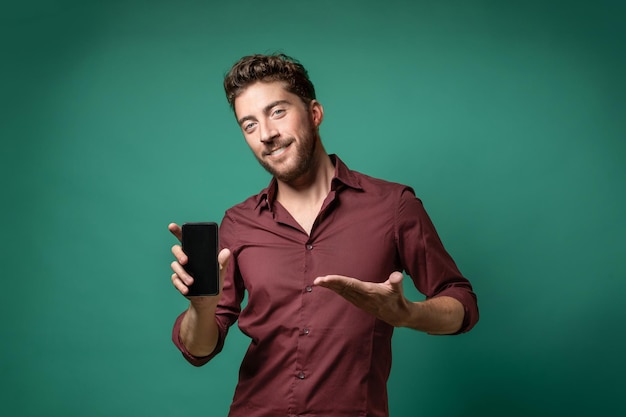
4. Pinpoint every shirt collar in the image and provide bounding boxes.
[254,154,363,212]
